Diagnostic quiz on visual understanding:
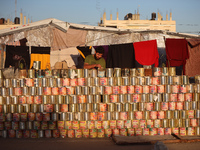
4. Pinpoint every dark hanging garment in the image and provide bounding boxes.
[19,38,28,46]
[165,38,189,75]
[106,43,135,68]
[31,46,50,54]
[5,45,30,69]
